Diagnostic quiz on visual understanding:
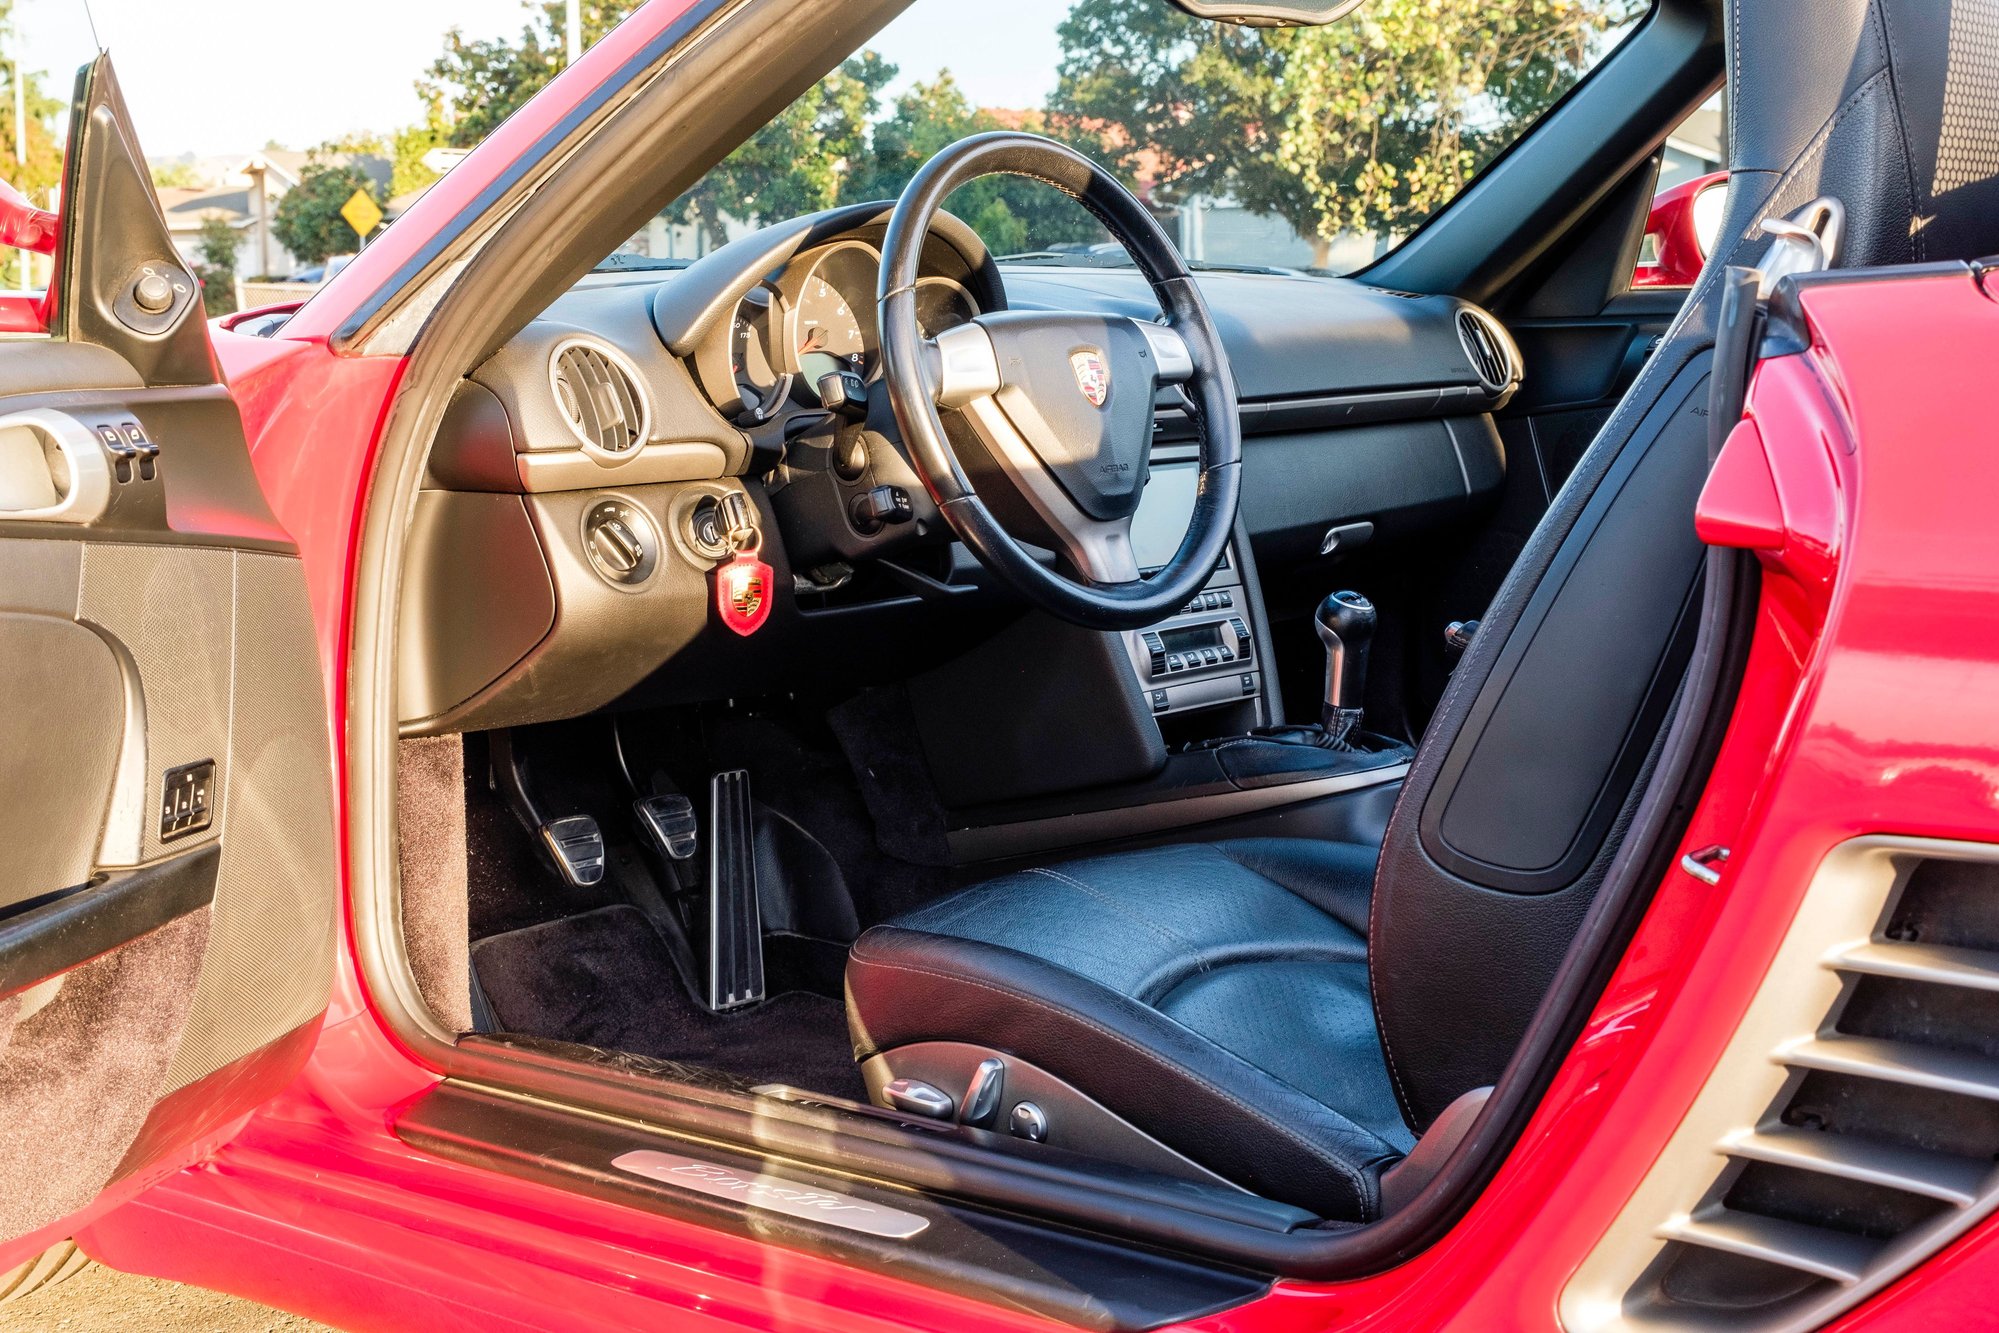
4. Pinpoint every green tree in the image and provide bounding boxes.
[272,162,382,267]
[848,73,1104,256]
[421,1,632,147]
[1050,0,1638,267]
[391,92,455,198]
[194,214,238,316]
[0,1,67,203]
[1274,0,1642,253]
[151,159,201,189]
[666,53,895,250]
